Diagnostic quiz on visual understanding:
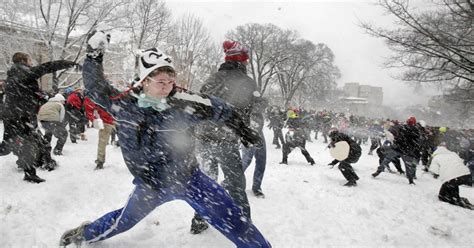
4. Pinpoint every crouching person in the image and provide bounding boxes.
[59,31,271,248]
[429,143,473,210]
[38,93,68,156]
[327,130,361,186]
